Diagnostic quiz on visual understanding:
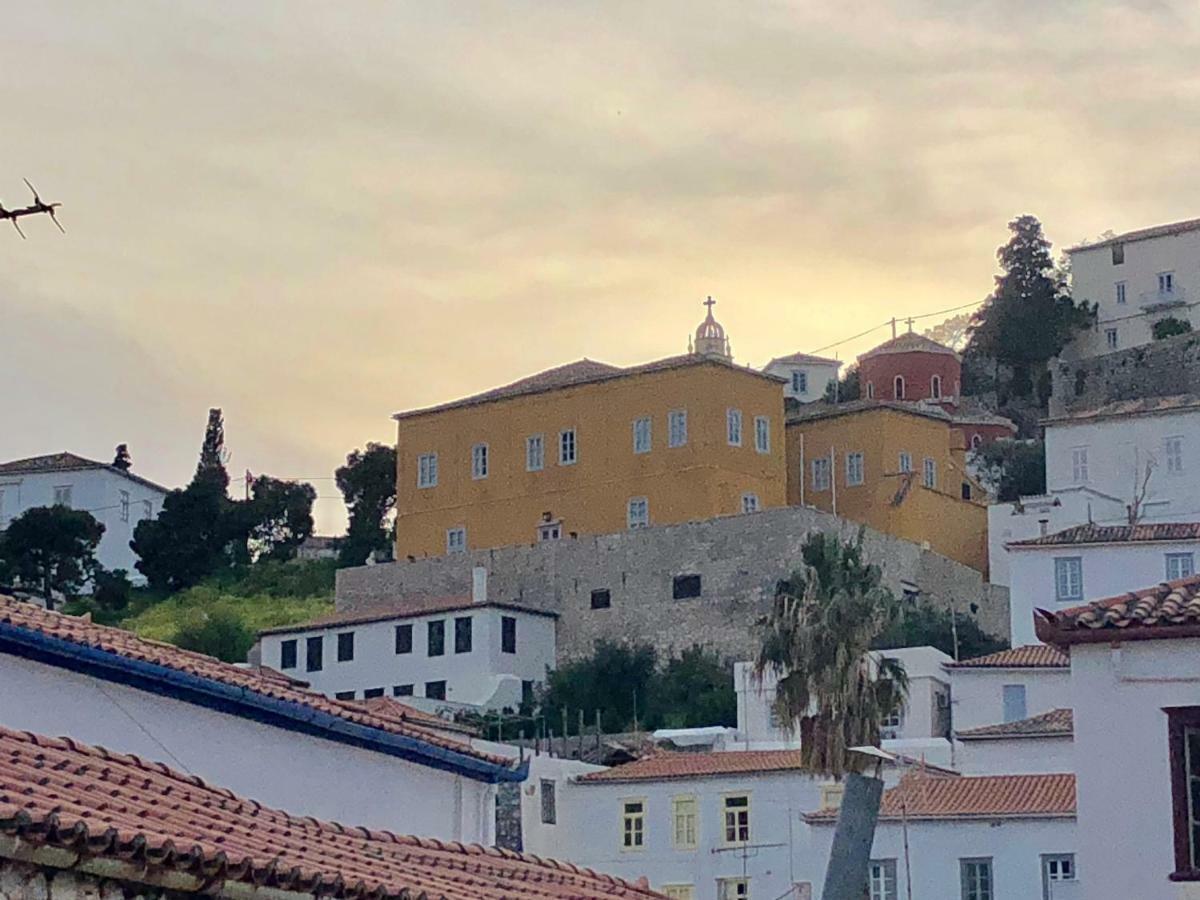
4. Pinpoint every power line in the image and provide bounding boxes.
[808,299,983,356]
